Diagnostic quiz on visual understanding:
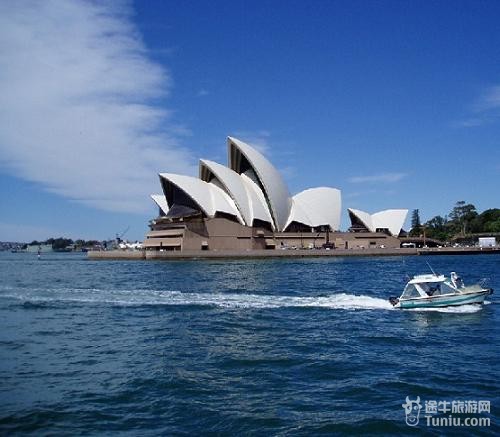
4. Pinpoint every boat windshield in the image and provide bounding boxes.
[401,284,420,299]
[419,281,456,296]
[422,282,442,296]
[403,280,457,299]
